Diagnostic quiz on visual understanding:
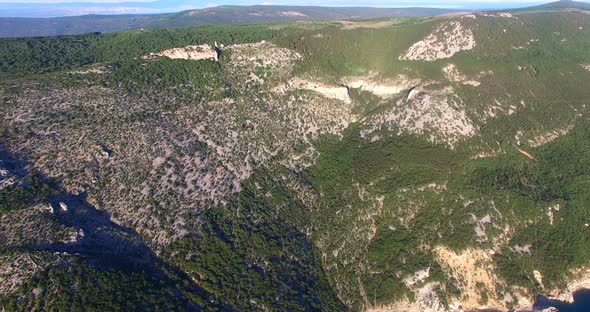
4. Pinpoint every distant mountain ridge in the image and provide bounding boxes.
[509,0,590,11]
[4,1,589,38]
[0,5,457,38]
